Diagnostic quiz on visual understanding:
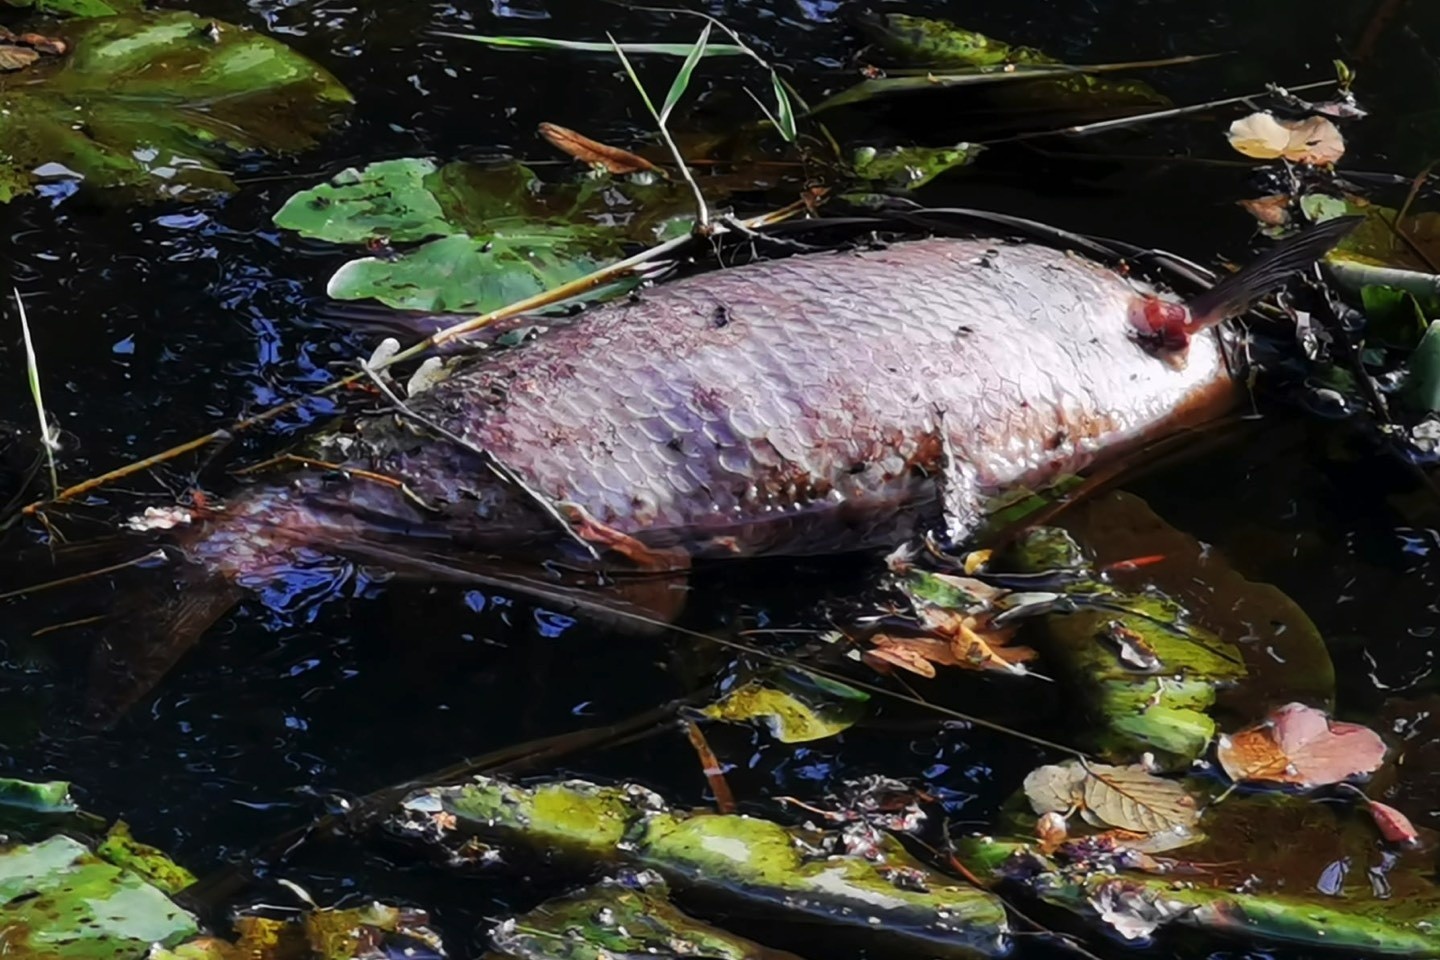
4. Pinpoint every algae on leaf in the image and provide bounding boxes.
[0,834,199,959]
[0,9,351,203]
[396,776,1010,959]
[957,787,1440,956]
[489,876,802,960]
